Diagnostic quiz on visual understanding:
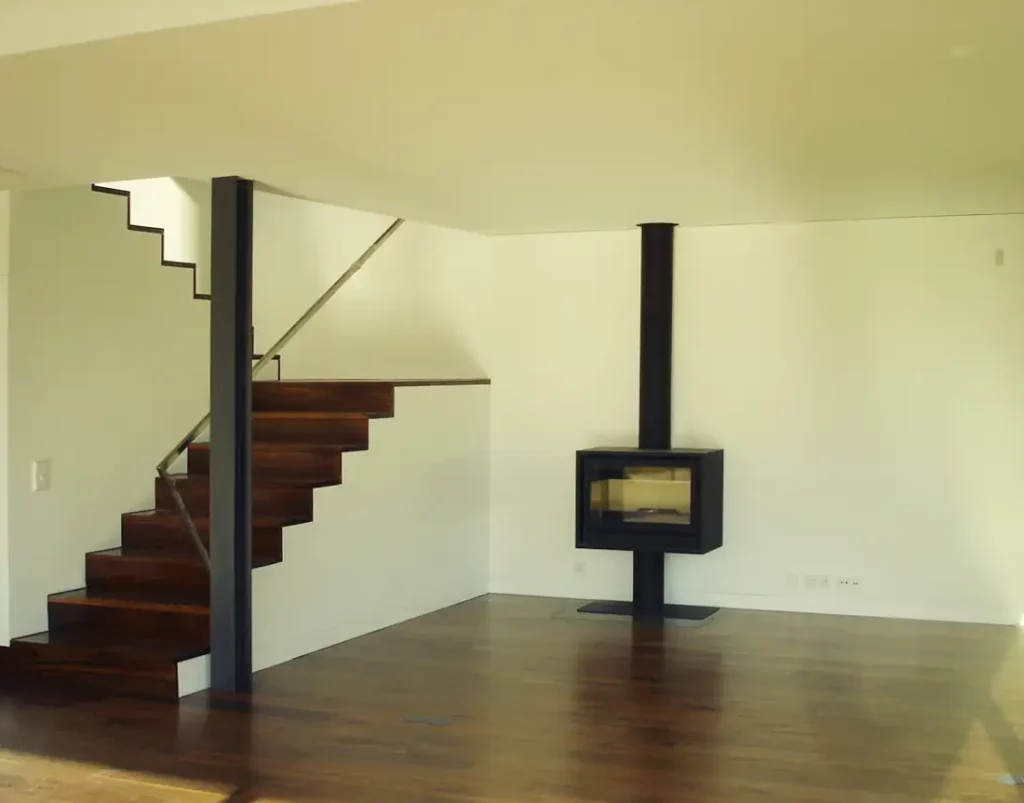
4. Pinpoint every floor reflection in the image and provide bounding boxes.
[570,617,725,802]
[795,616,1024,801]
[0,748,234,801]
[0,597,1021,801]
